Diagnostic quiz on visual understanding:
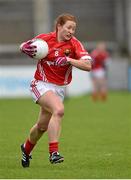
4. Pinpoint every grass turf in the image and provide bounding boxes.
[0,91,130,178]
